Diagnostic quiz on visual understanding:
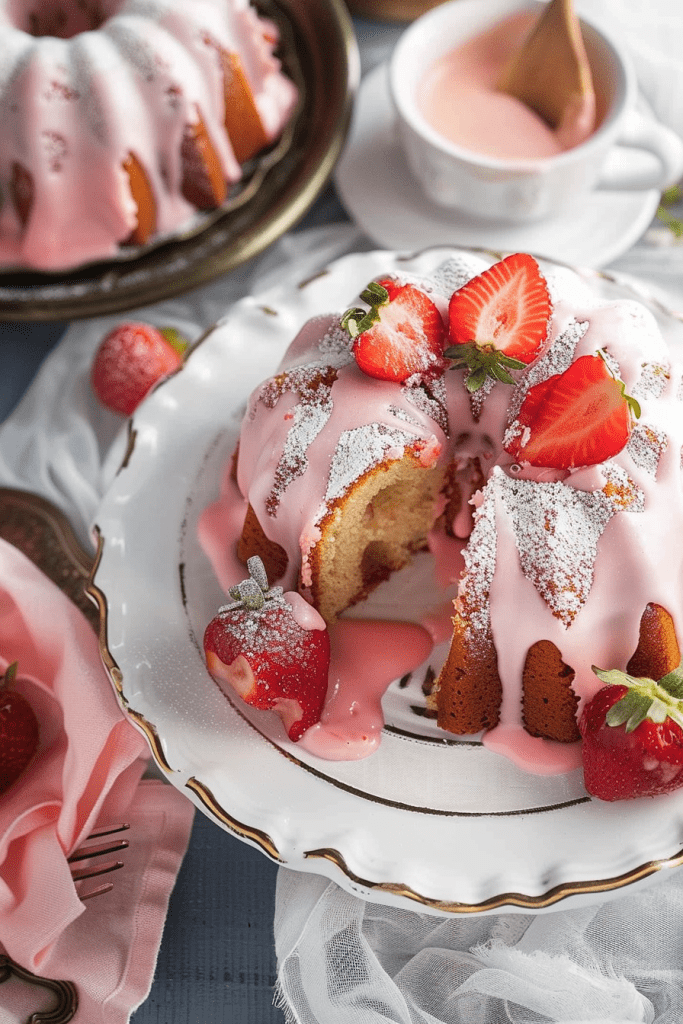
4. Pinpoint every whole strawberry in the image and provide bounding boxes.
[92,322,187,416]
[580,665,683,801]
[341,278,446,382]
[445,253,551,392]
[0,662,39,794]
[204,557,330,741]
